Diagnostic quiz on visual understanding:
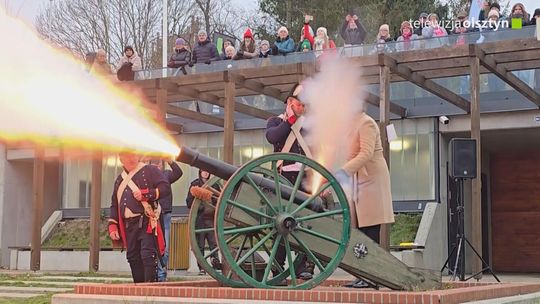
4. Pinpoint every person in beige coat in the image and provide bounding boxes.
[335,111,395,288]
[341,111,395,237]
